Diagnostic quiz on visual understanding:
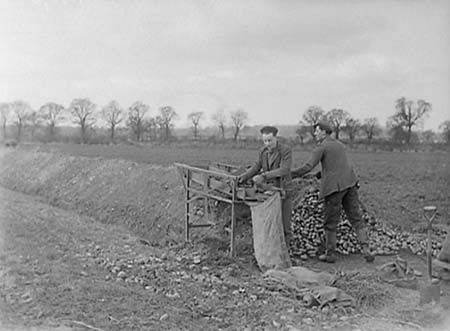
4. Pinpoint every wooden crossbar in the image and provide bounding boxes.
[174,162,240,257]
